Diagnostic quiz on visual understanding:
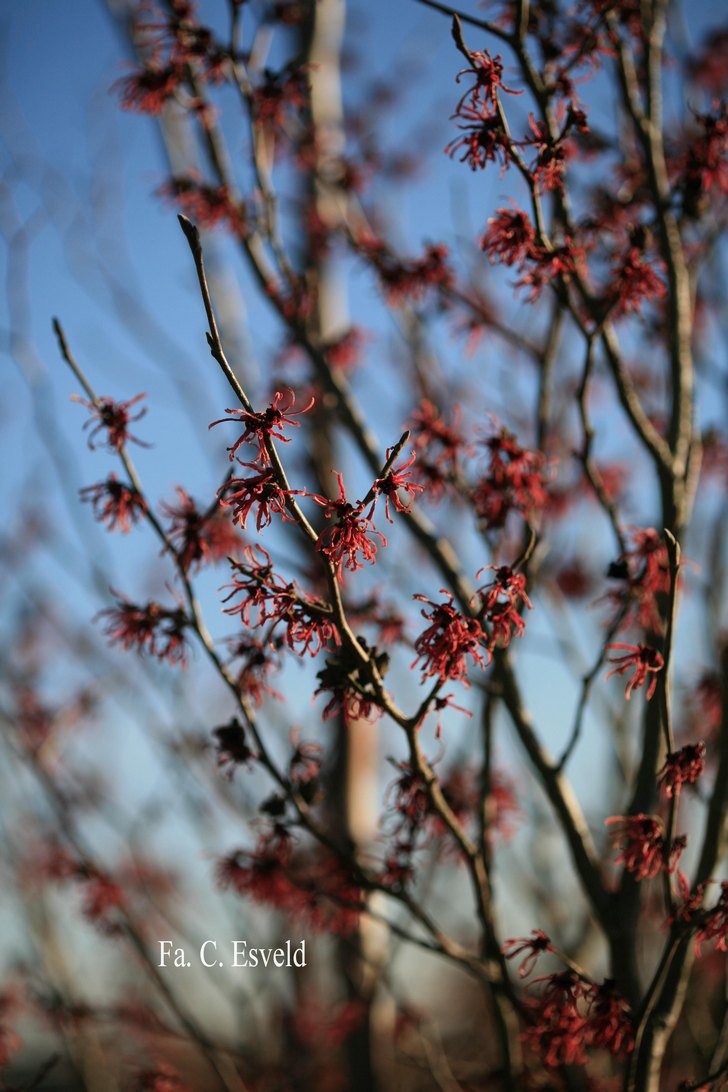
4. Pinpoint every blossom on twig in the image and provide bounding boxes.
[605,643,664,700]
